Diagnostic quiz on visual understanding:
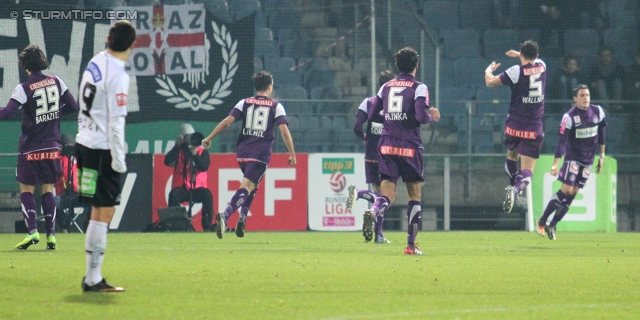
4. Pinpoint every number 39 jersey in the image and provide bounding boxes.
[9,72,68,153]
[499,59,546,134]
[76,51,129,150]
[229,96,288,163]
